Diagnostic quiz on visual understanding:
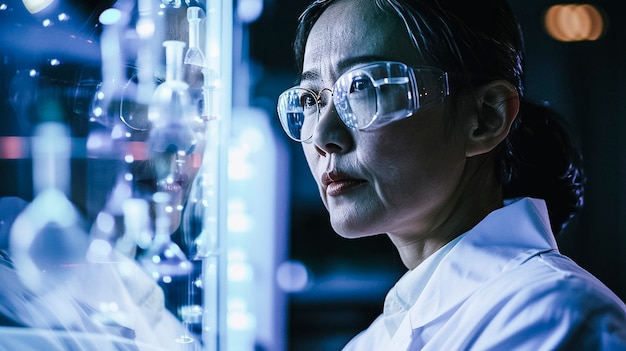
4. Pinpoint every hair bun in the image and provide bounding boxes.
[501,99,585,235]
